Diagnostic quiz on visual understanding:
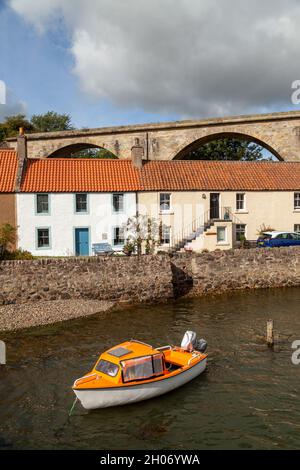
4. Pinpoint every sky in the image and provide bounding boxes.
[1,0,300,129]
